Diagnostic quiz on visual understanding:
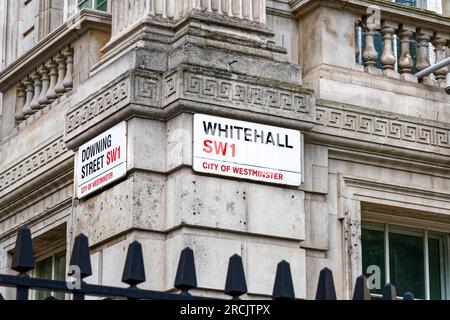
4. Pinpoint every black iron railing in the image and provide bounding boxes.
[0,226,414,300]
